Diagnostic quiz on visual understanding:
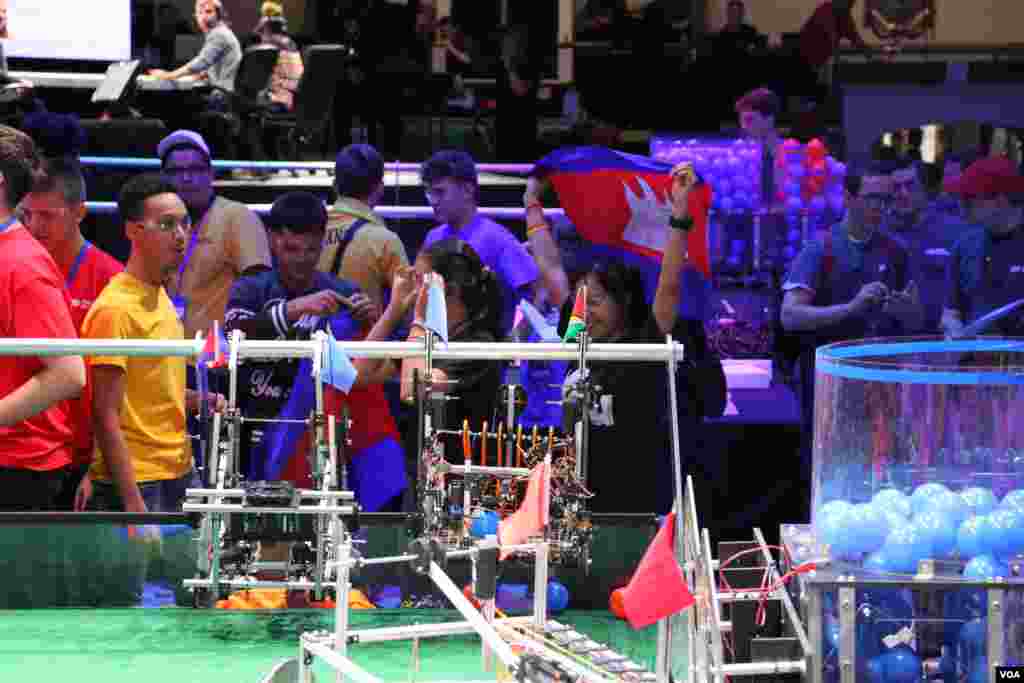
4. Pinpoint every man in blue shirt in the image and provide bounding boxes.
[781,166,922,485]
[941,156,1024,338]
[419,150,540,334]
[887,161,971,333]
